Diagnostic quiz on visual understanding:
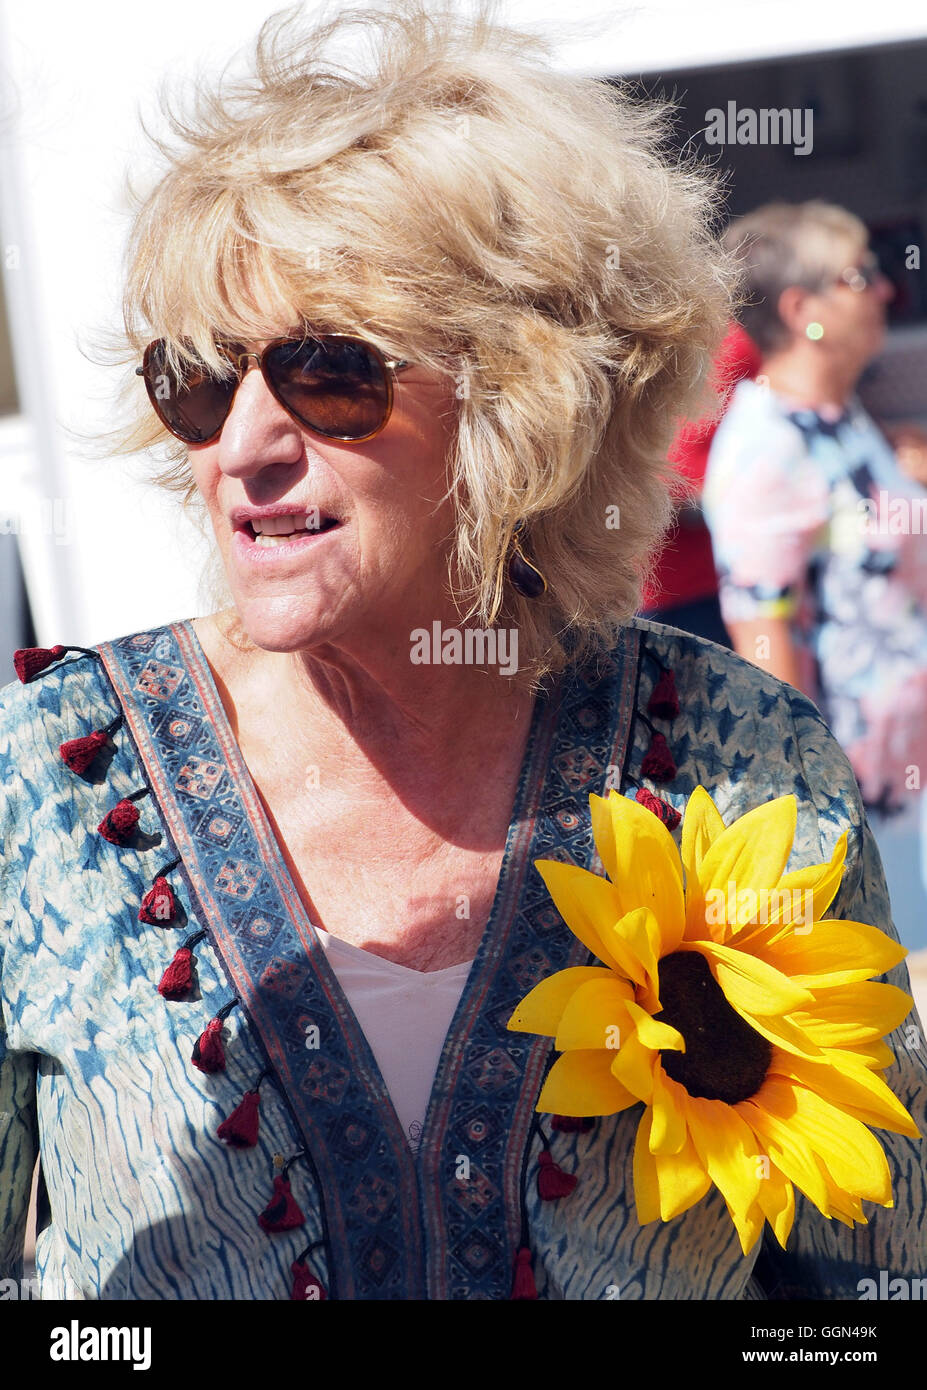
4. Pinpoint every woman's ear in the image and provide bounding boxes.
[776,284,815,340]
